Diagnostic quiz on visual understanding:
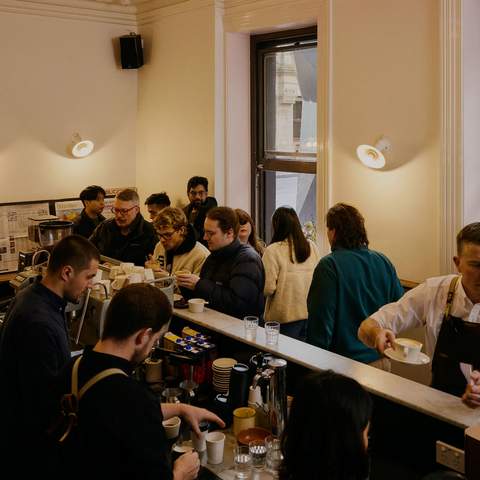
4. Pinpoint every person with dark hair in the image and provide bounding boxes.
[183,176,217,245]
[90,188,158,265]
[307,203,403,365]
[145,192,171,221]
[235,208,265,256]
[0,235,100,477]
[280,370,372,480]
[73,185,106,238]
[148,207,209,276]
[359,222,480,399]
[176,206,265,319]
[53,283,224,480]
[262,206,320,340]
